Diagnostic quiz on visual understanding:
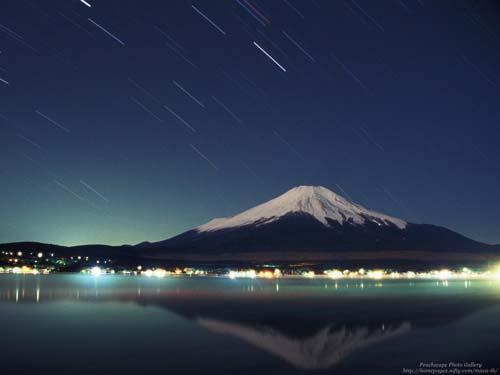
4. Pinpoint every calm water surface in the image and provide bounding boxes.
[1,274,500,374]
